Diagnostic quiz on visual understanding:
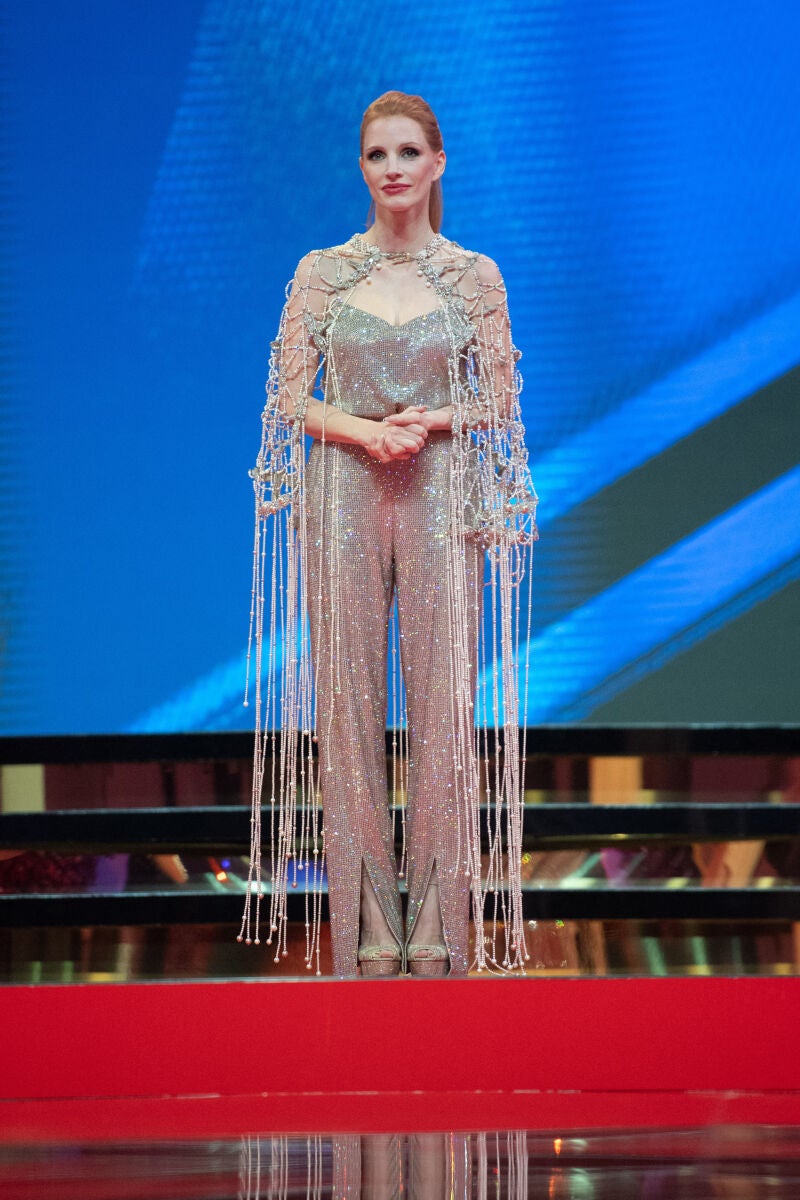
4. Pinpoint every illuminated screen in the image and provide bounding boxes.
[2,0,799,734]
